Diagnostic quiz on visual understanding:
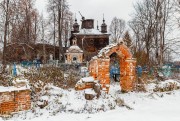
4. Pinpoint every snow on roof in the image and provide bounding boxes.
[81,76,94,83]
[80,66,88,70]
[66,45,83,53]
[97,43,117,57]
[74,28,110,35]
[92,56,98,60]
[0,85,30,93]
[80,67,88,72]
